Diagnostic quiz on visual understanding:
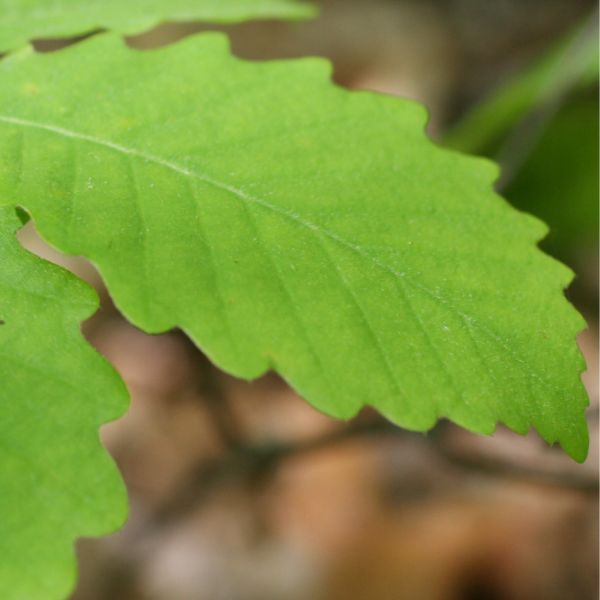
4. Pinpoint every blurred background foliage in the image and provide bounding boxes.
[444,15,598,309]
[23,1,599,599]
